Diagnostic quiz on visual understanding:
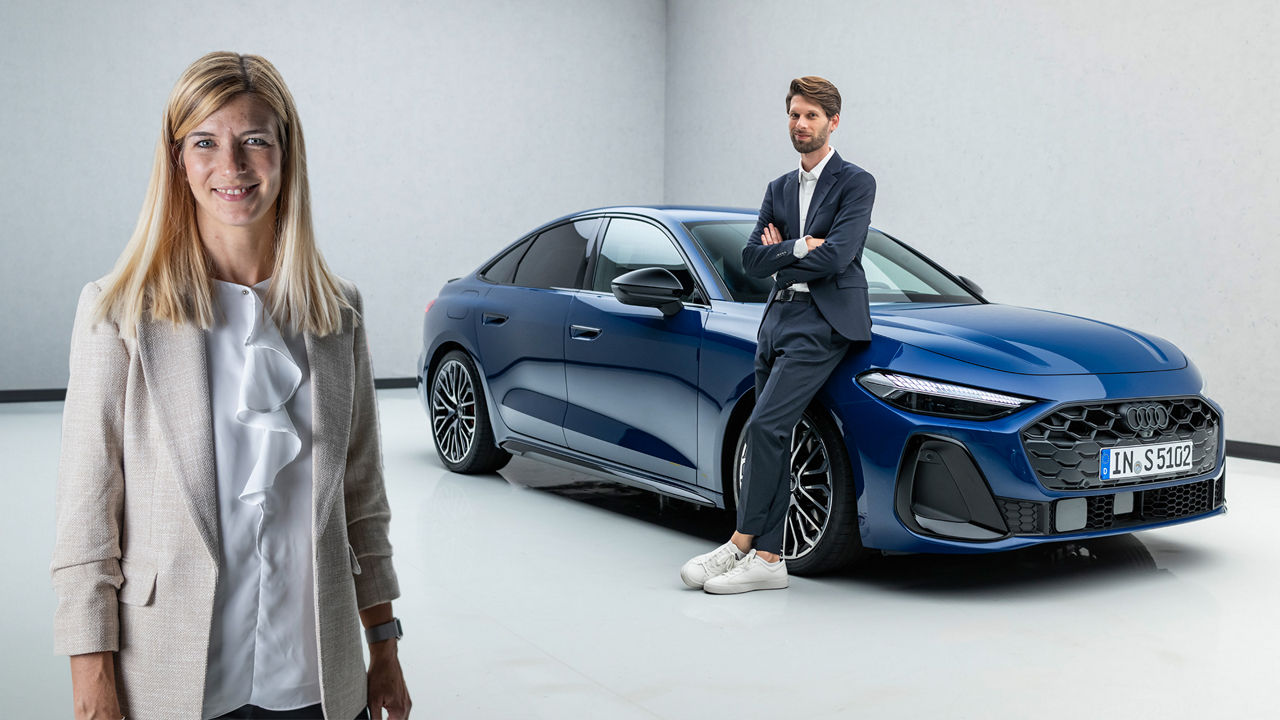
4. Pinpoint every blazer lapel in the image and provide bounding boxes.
[137,318,220,563]
[805,150,843,232]
[782,171,800,240]
[307,317,354,535]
